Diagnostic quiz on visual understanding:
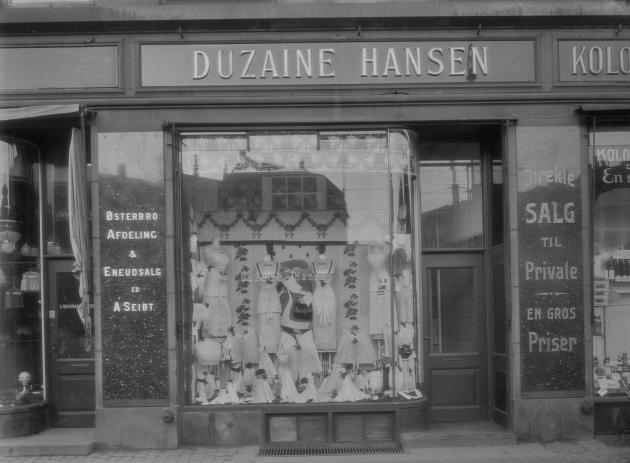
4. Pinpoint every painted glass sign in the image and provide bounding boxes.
[516,126,585,396]
[98,132,168,404]
[141,41,535,87]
